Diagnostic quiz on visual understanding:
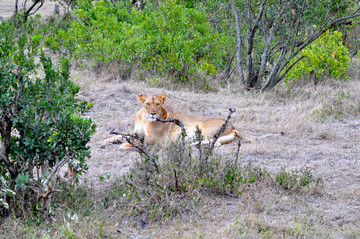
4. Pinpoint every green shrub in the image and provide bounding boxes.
[285,30,350,82]
[0,20,95,218]
[275,167,321,191]
[47,0,231,86]
[139,1,227,82]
